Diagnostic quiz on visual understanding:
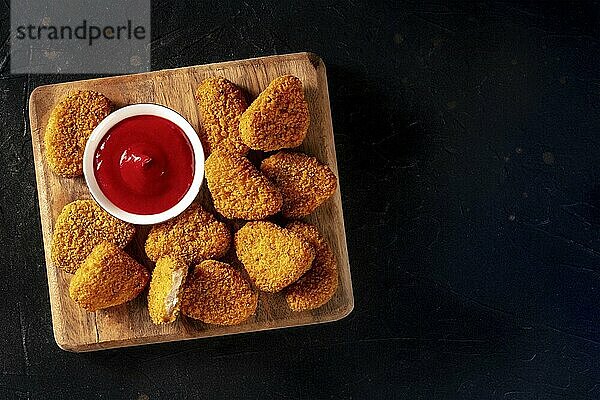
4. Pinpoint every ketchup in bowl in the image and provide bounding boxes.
[93,115,195,215]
